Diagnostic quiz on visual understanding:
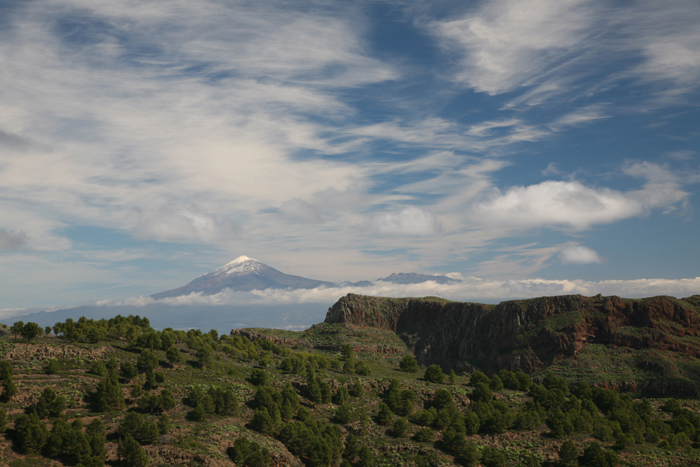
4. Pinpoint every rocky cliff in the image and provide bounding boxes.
[325,293,700,394]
